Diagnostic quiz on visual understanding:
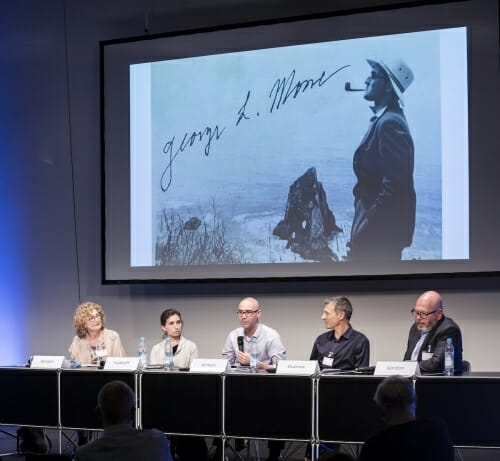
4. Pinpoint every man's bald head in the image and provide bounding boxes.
[416,291,443,310]
[413,290,444,333]
[239,297,260,310]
